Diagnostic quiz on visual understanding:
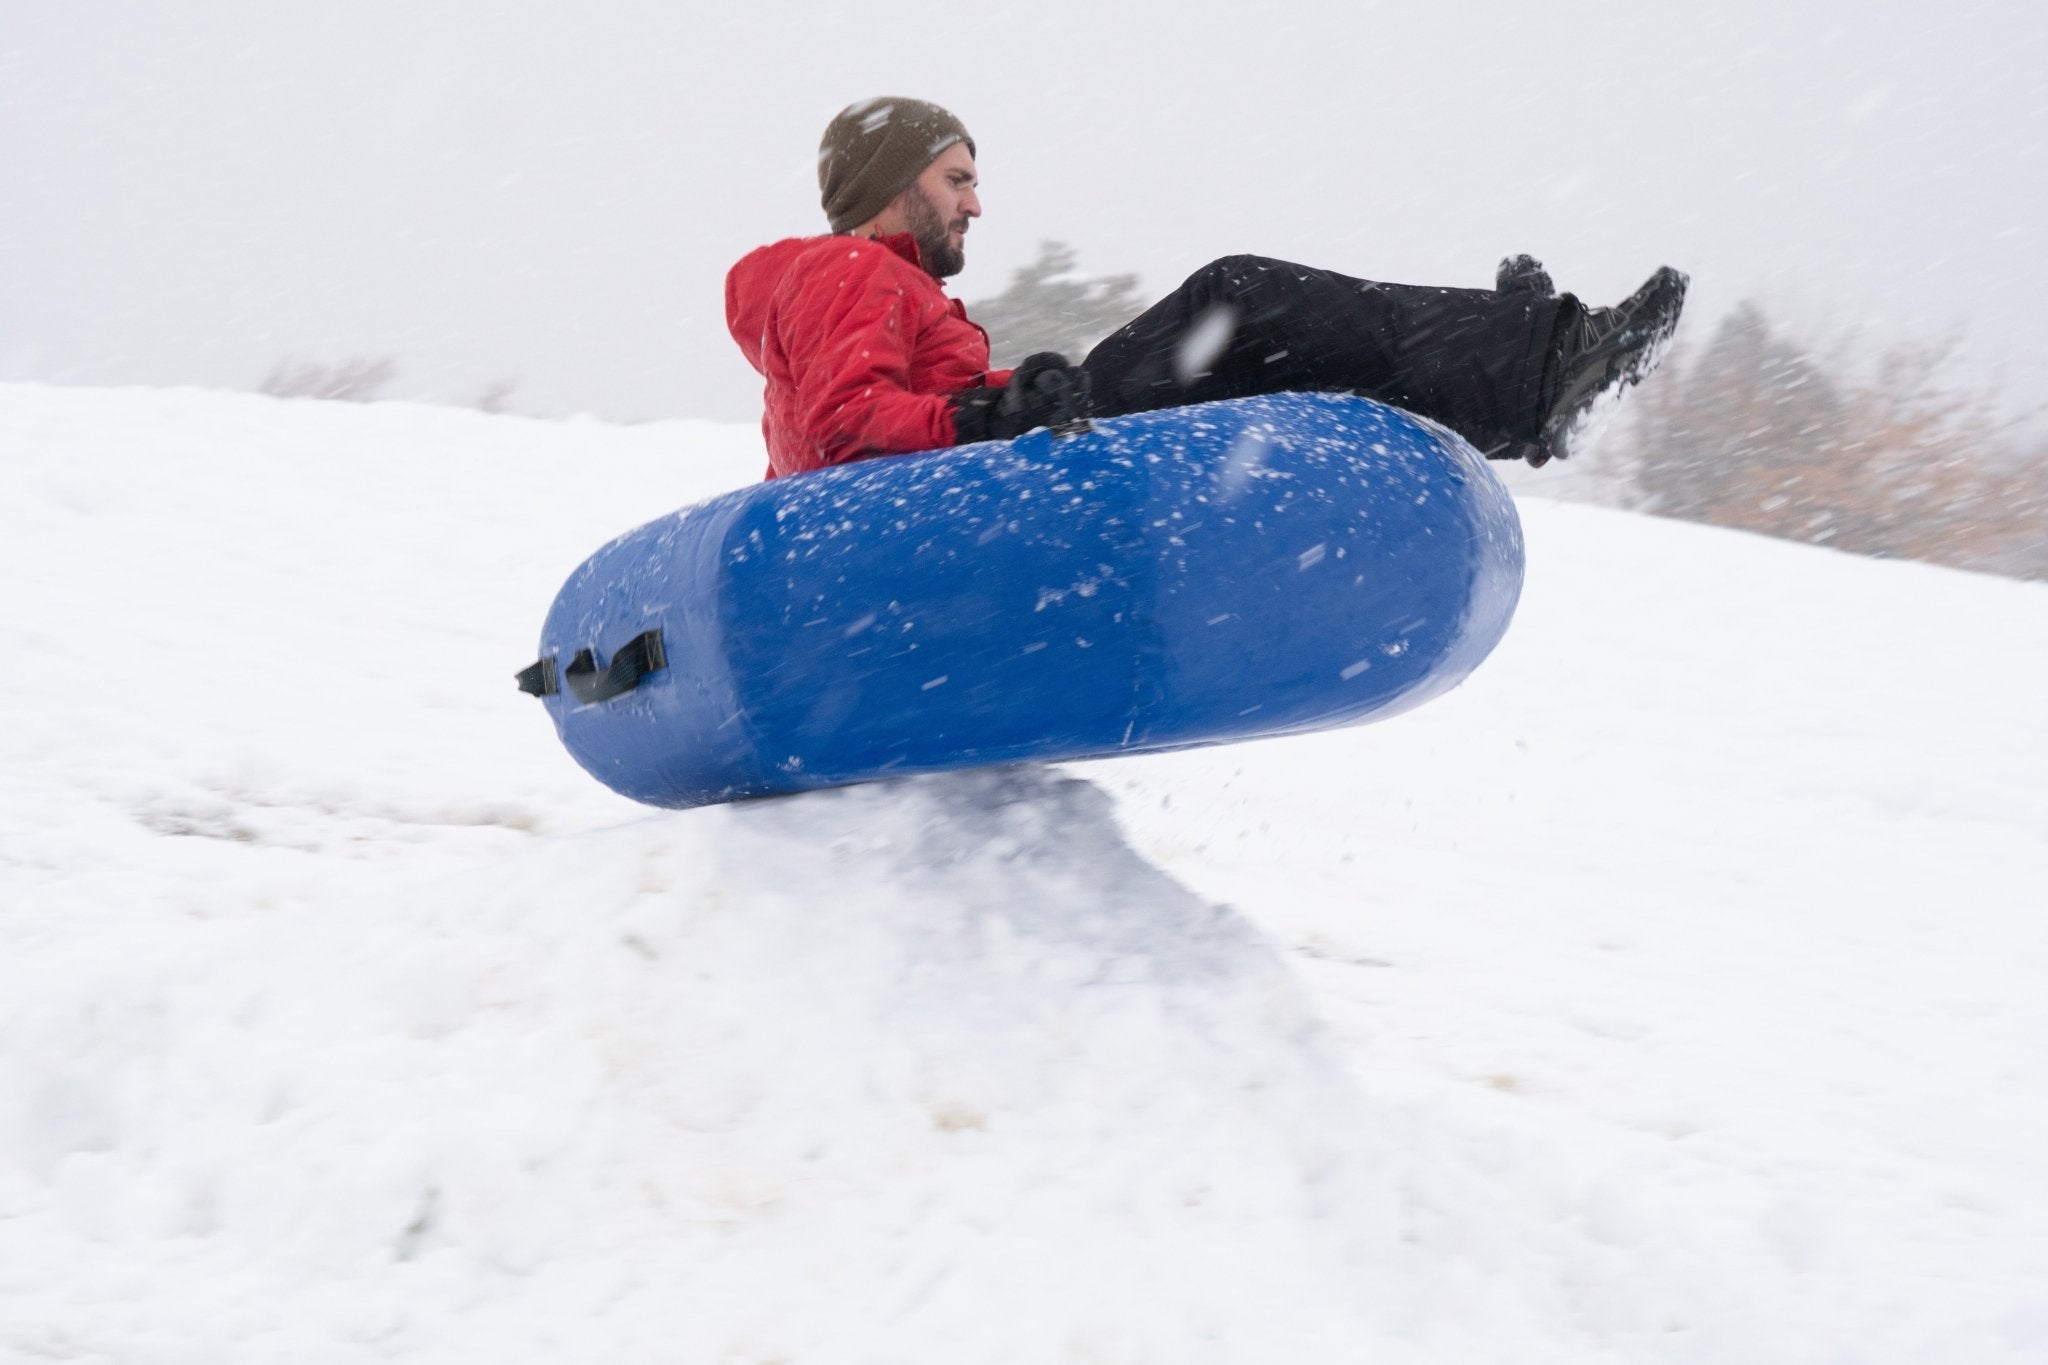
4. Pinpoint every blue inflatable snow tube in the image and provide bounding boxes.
[521,393,1523,808]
